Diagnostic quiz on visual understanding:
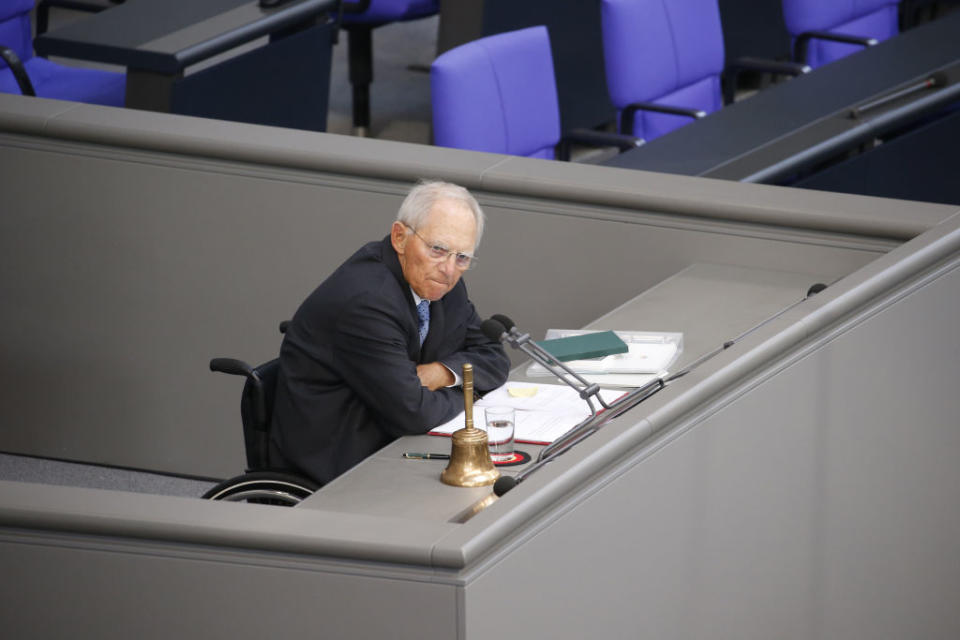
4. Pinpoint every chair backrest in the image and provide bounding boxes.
[601,0,726,142]
[1,0,125,105]
[782,0,900,68]
[431,25,561,159]
[0,0,37,65]
[239,358,280,471]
